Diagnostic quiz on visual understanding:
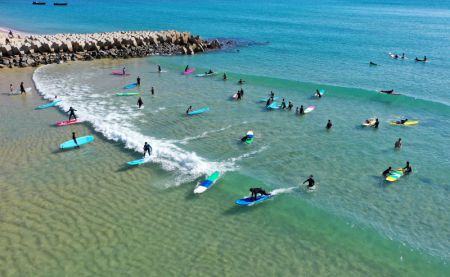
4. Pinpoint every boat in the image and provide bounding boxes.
[53,2,68,5]
[32,2,46,5]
